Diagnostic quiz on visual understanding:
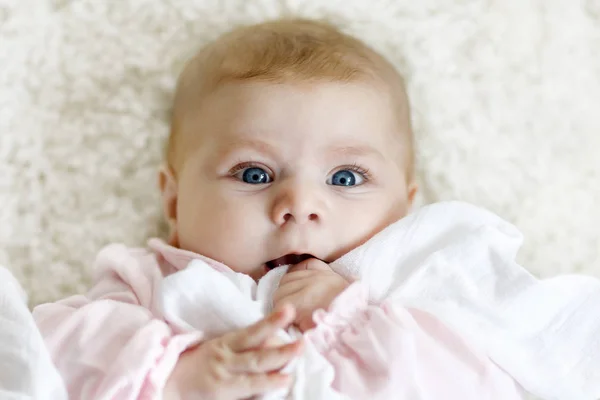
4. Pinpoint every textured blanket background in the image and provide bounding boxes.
[1,0,599,306]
